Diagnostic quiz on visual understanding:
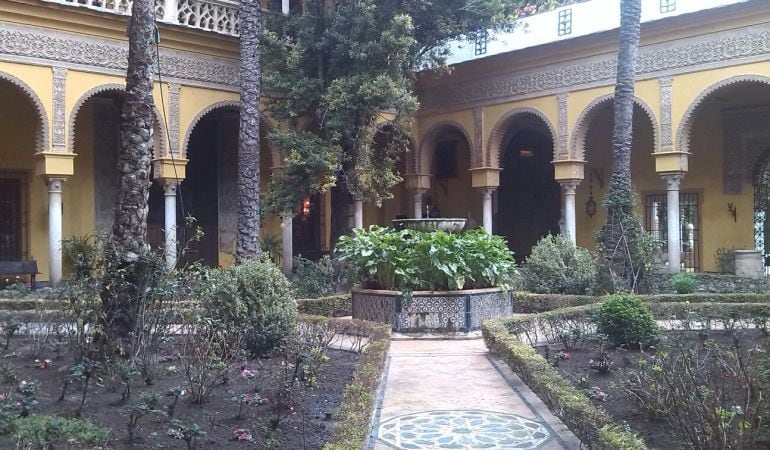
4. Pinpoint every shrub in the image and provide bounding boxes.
[292,255,343,298]
[671,272,695,294]
[12,415,109,449]
[200,260,297,355]
[520,234,596,295]
[297,294,352,317]
[595,294,659,347]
